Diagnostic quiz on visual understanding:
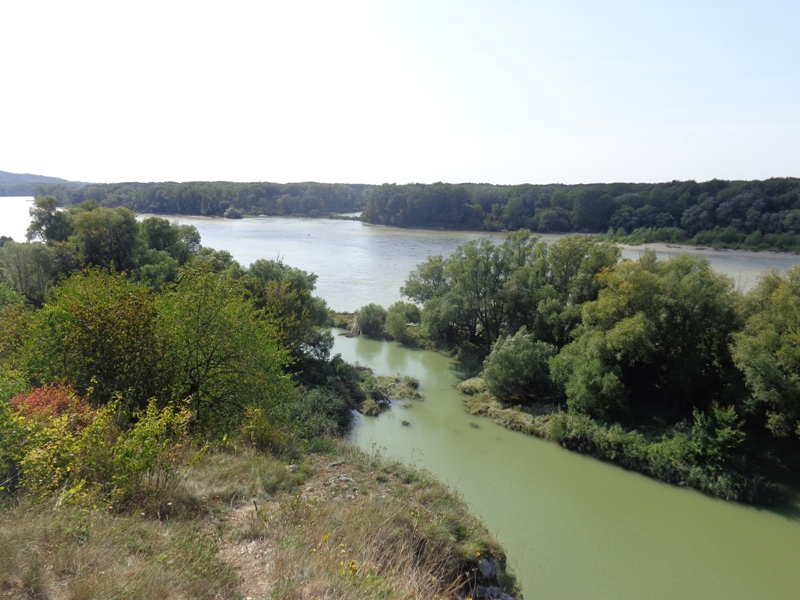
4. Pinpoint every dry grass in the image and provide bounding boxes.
[0,443,517,600]
[0,503,238,599]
